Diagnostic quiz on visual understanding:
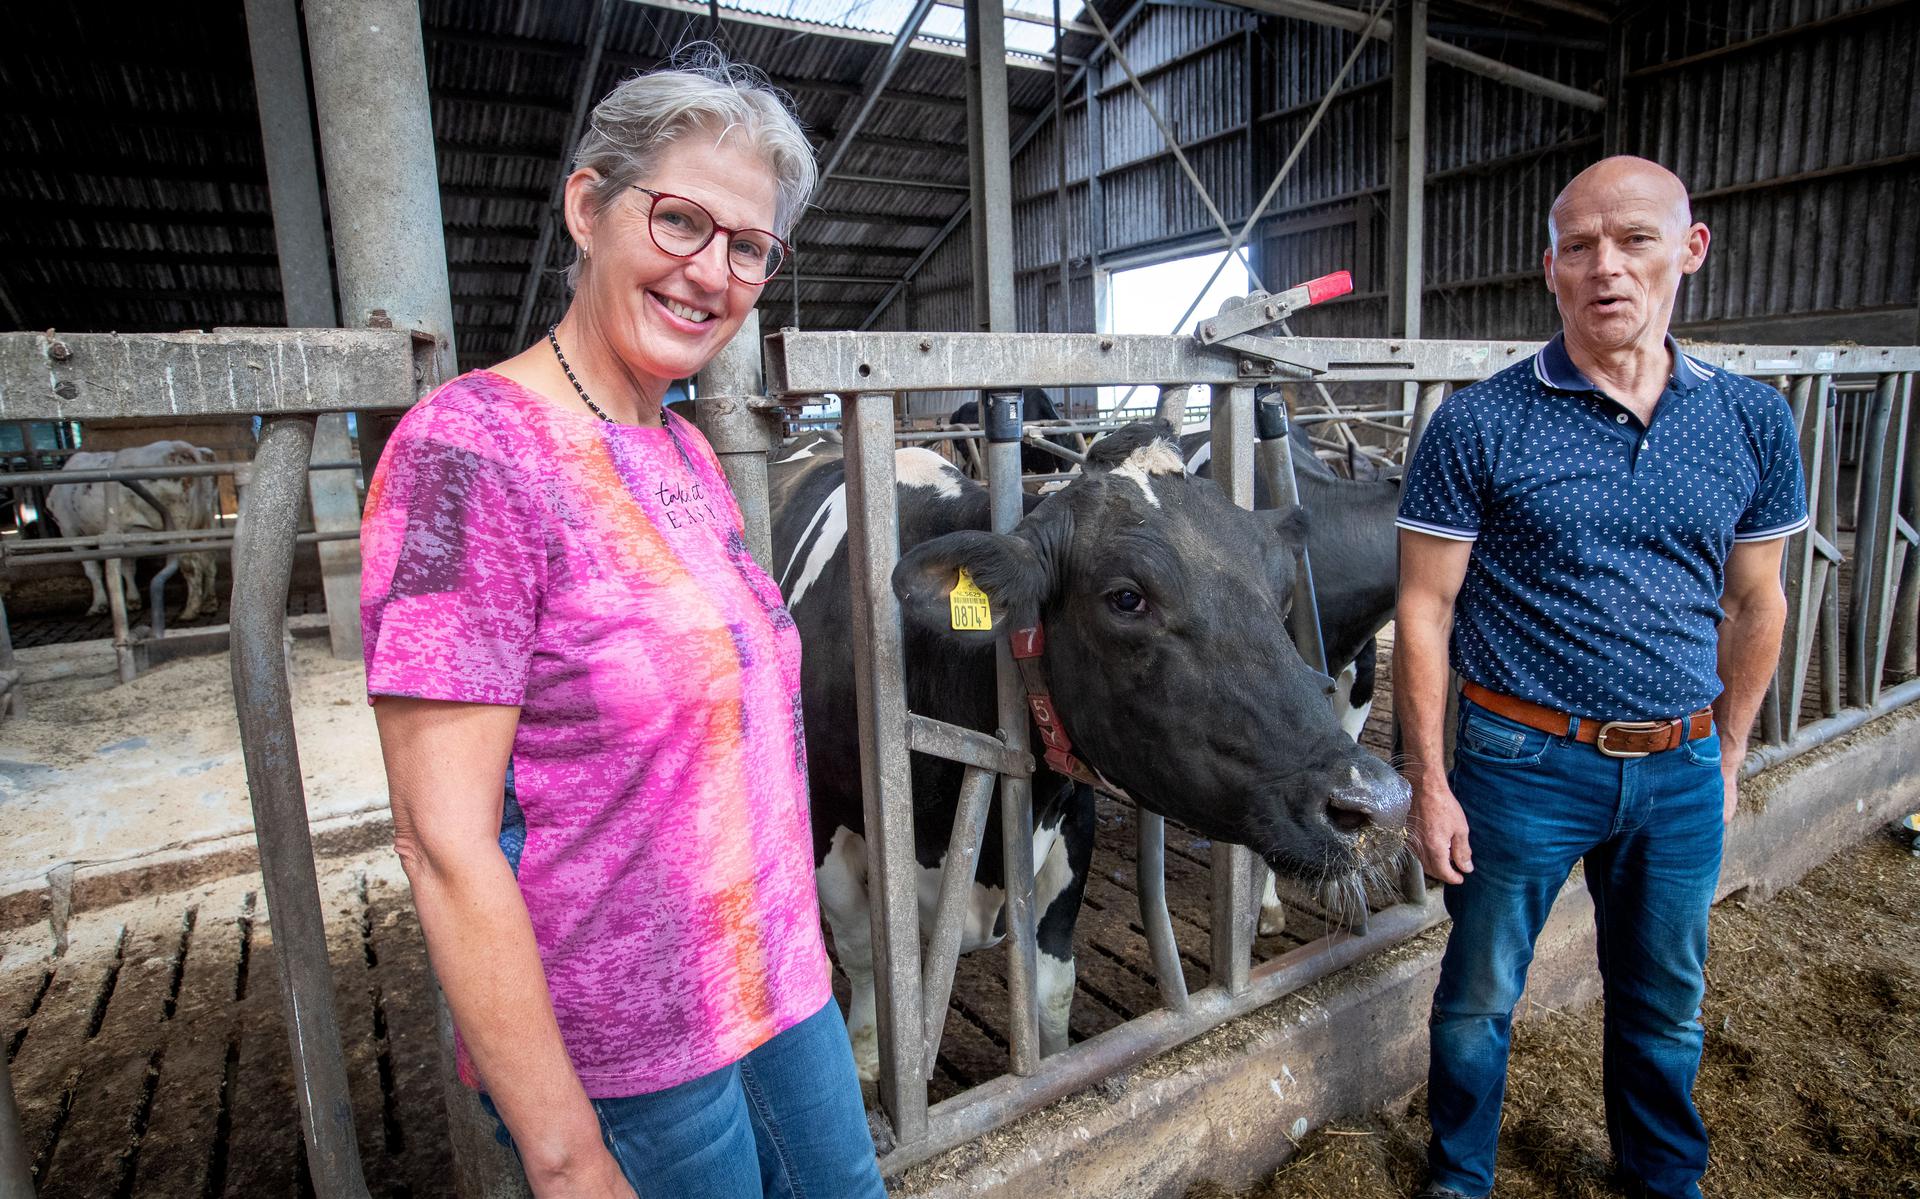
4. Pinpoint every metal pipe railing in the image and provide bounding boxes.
[985,392,1043,1078]
[229,416,372,1198]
